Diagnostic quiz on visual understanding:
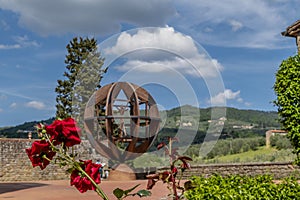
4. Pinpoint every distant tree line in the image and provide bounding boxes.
[183,135,292,160]
[184,137,266,159]
[165,106,280,130]
[0,118,55,138]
